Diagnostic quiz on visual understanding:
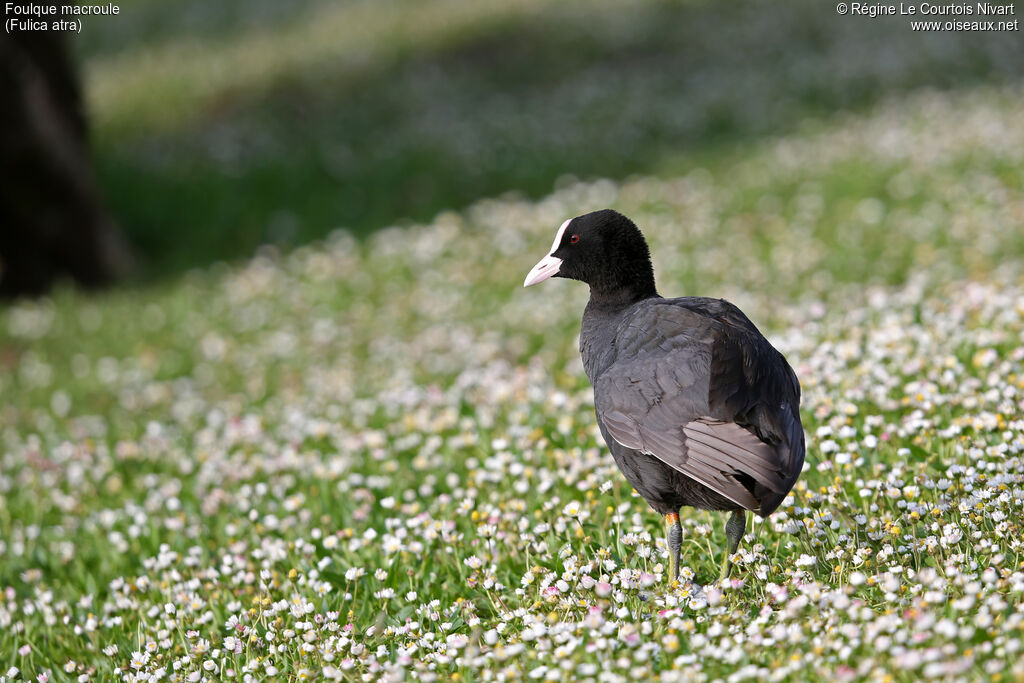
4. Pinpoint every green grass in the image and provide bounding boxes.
[3,80,1024,680]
